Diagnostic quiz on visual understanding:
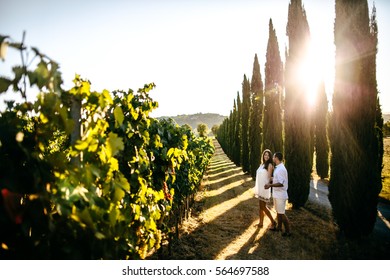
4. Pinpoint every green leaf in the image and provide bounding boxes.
[80,80,91,96]
[113,185,125,203]
[167,148,175,158]
[74,139,89,151]
[114,106,124,128]
[27,71,38,87]
[0,35,10,45]
[87,139,99,152]
[100,89,113,107]
[12,66,25,87]
[0,77,12,93]
[95,232,106,240]
[34,61,50,89]
[39,113,49,124]
[109,206,119,226]
[130,108,139,120]
[153,135,163,148]
[31,47,41,57]
[133,204,141,221]
[107,132,124,157]
[78,208,95,230]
